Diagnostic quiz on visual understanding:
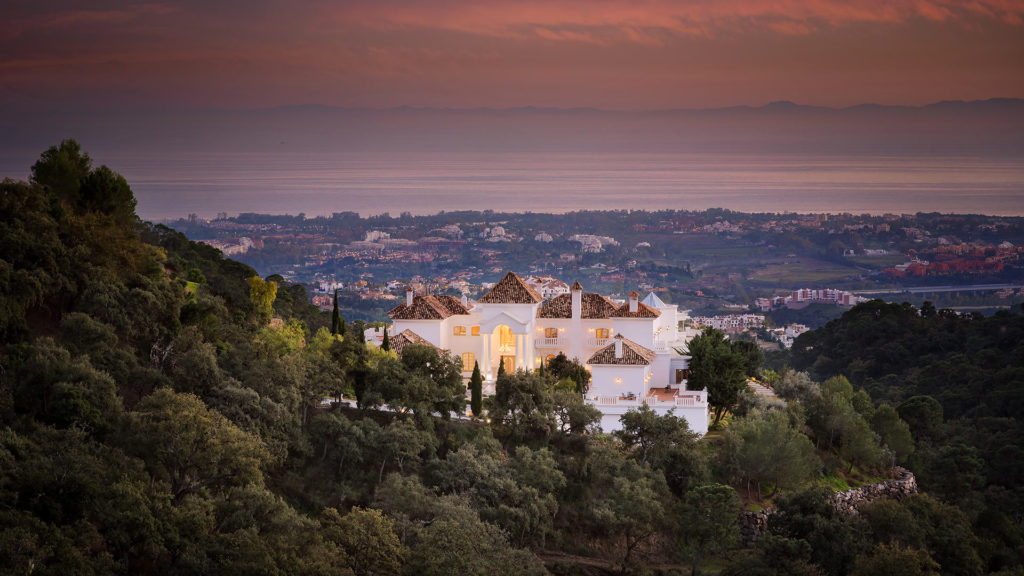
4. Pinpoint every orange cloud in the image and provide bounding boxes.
[330,0,1024,42]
